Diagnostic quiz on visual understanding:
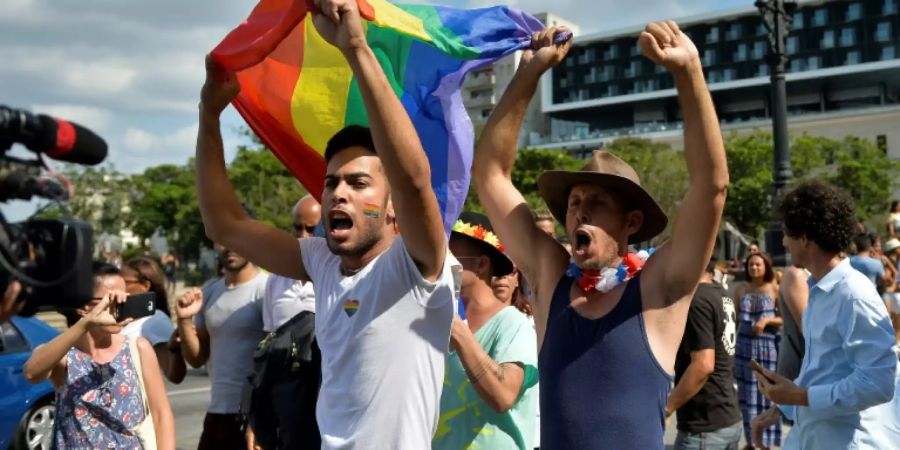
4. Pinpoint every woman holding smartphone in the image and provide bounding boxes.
[122,256,186,384]
[22,262,175,449]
